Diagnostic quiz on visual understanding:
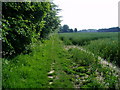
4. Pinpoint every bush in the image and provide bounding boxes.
[2,2,50,58]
